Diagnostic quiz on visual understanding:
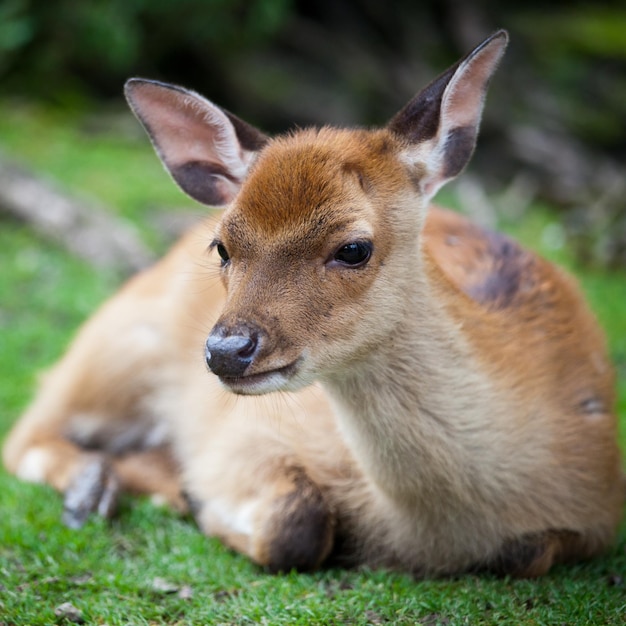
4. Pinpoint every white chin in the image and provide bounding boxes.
[217,362,310,396]
[218,371,290,395]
